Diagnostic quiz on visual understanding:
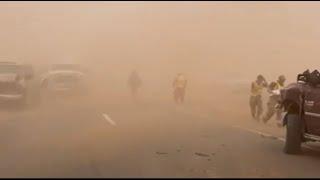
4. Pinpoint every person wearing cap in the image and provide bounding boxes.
[250,75,268,121]
[275,75,286,126]
[262,75,286,126]
[276,75,286,89]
